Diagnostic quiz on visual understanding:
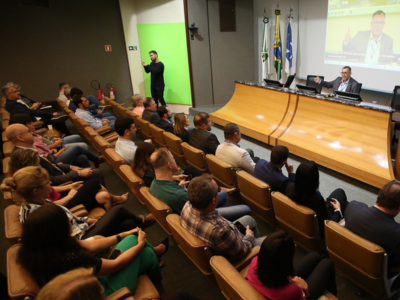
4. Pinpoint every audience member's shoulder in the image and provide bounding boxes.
[255,158,267,168]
